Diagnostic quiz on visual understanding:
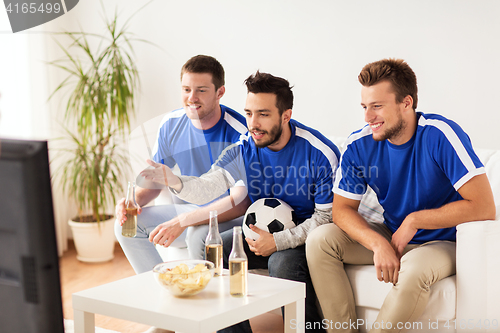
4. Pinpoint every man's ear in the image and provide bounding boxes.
[282,109,292,123]
[402,95,413,110]
[216,86,226,100]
